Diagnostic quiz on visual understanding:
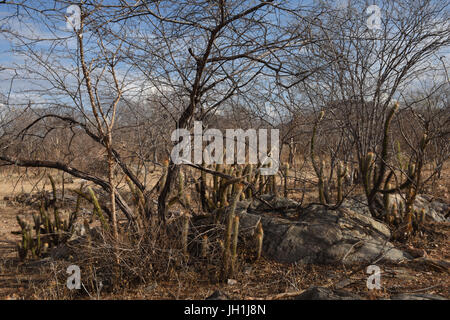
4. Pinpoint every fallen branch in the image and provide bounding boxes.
[0,155,136,226]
